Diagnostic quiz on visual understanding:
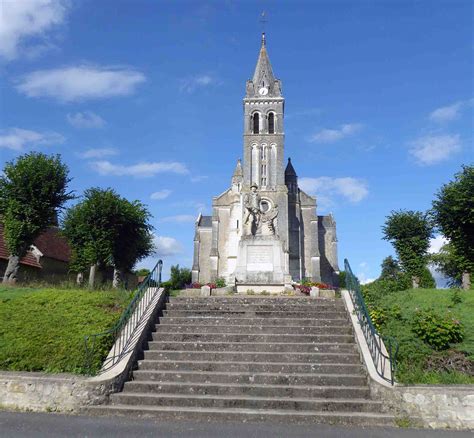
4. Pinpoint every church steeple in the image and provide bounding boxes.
[246,33,282,98]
